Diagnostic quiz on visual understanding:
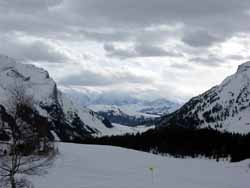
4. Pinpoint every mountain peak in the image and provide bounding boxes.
[159,61,250,133]
[237,61,250,73]
[0,55,115,140]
